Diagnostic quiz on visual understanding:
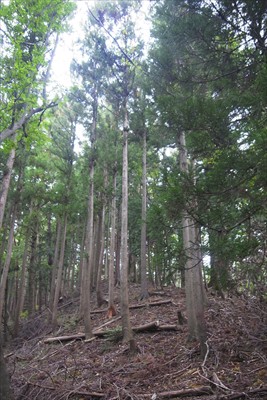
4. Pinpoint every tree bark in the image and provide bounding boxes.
[96,204,106,307]
[83,88,98,339]
[178,131,207,357]
[108,169,117,316]
[0,149,16,230]
[48,219,61,322]
[120,102,133,344]
[13,226,30,336]
[27,218,39,317]
[140,129,149,299]
[0,204,17,338]
[51,214,68,329]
